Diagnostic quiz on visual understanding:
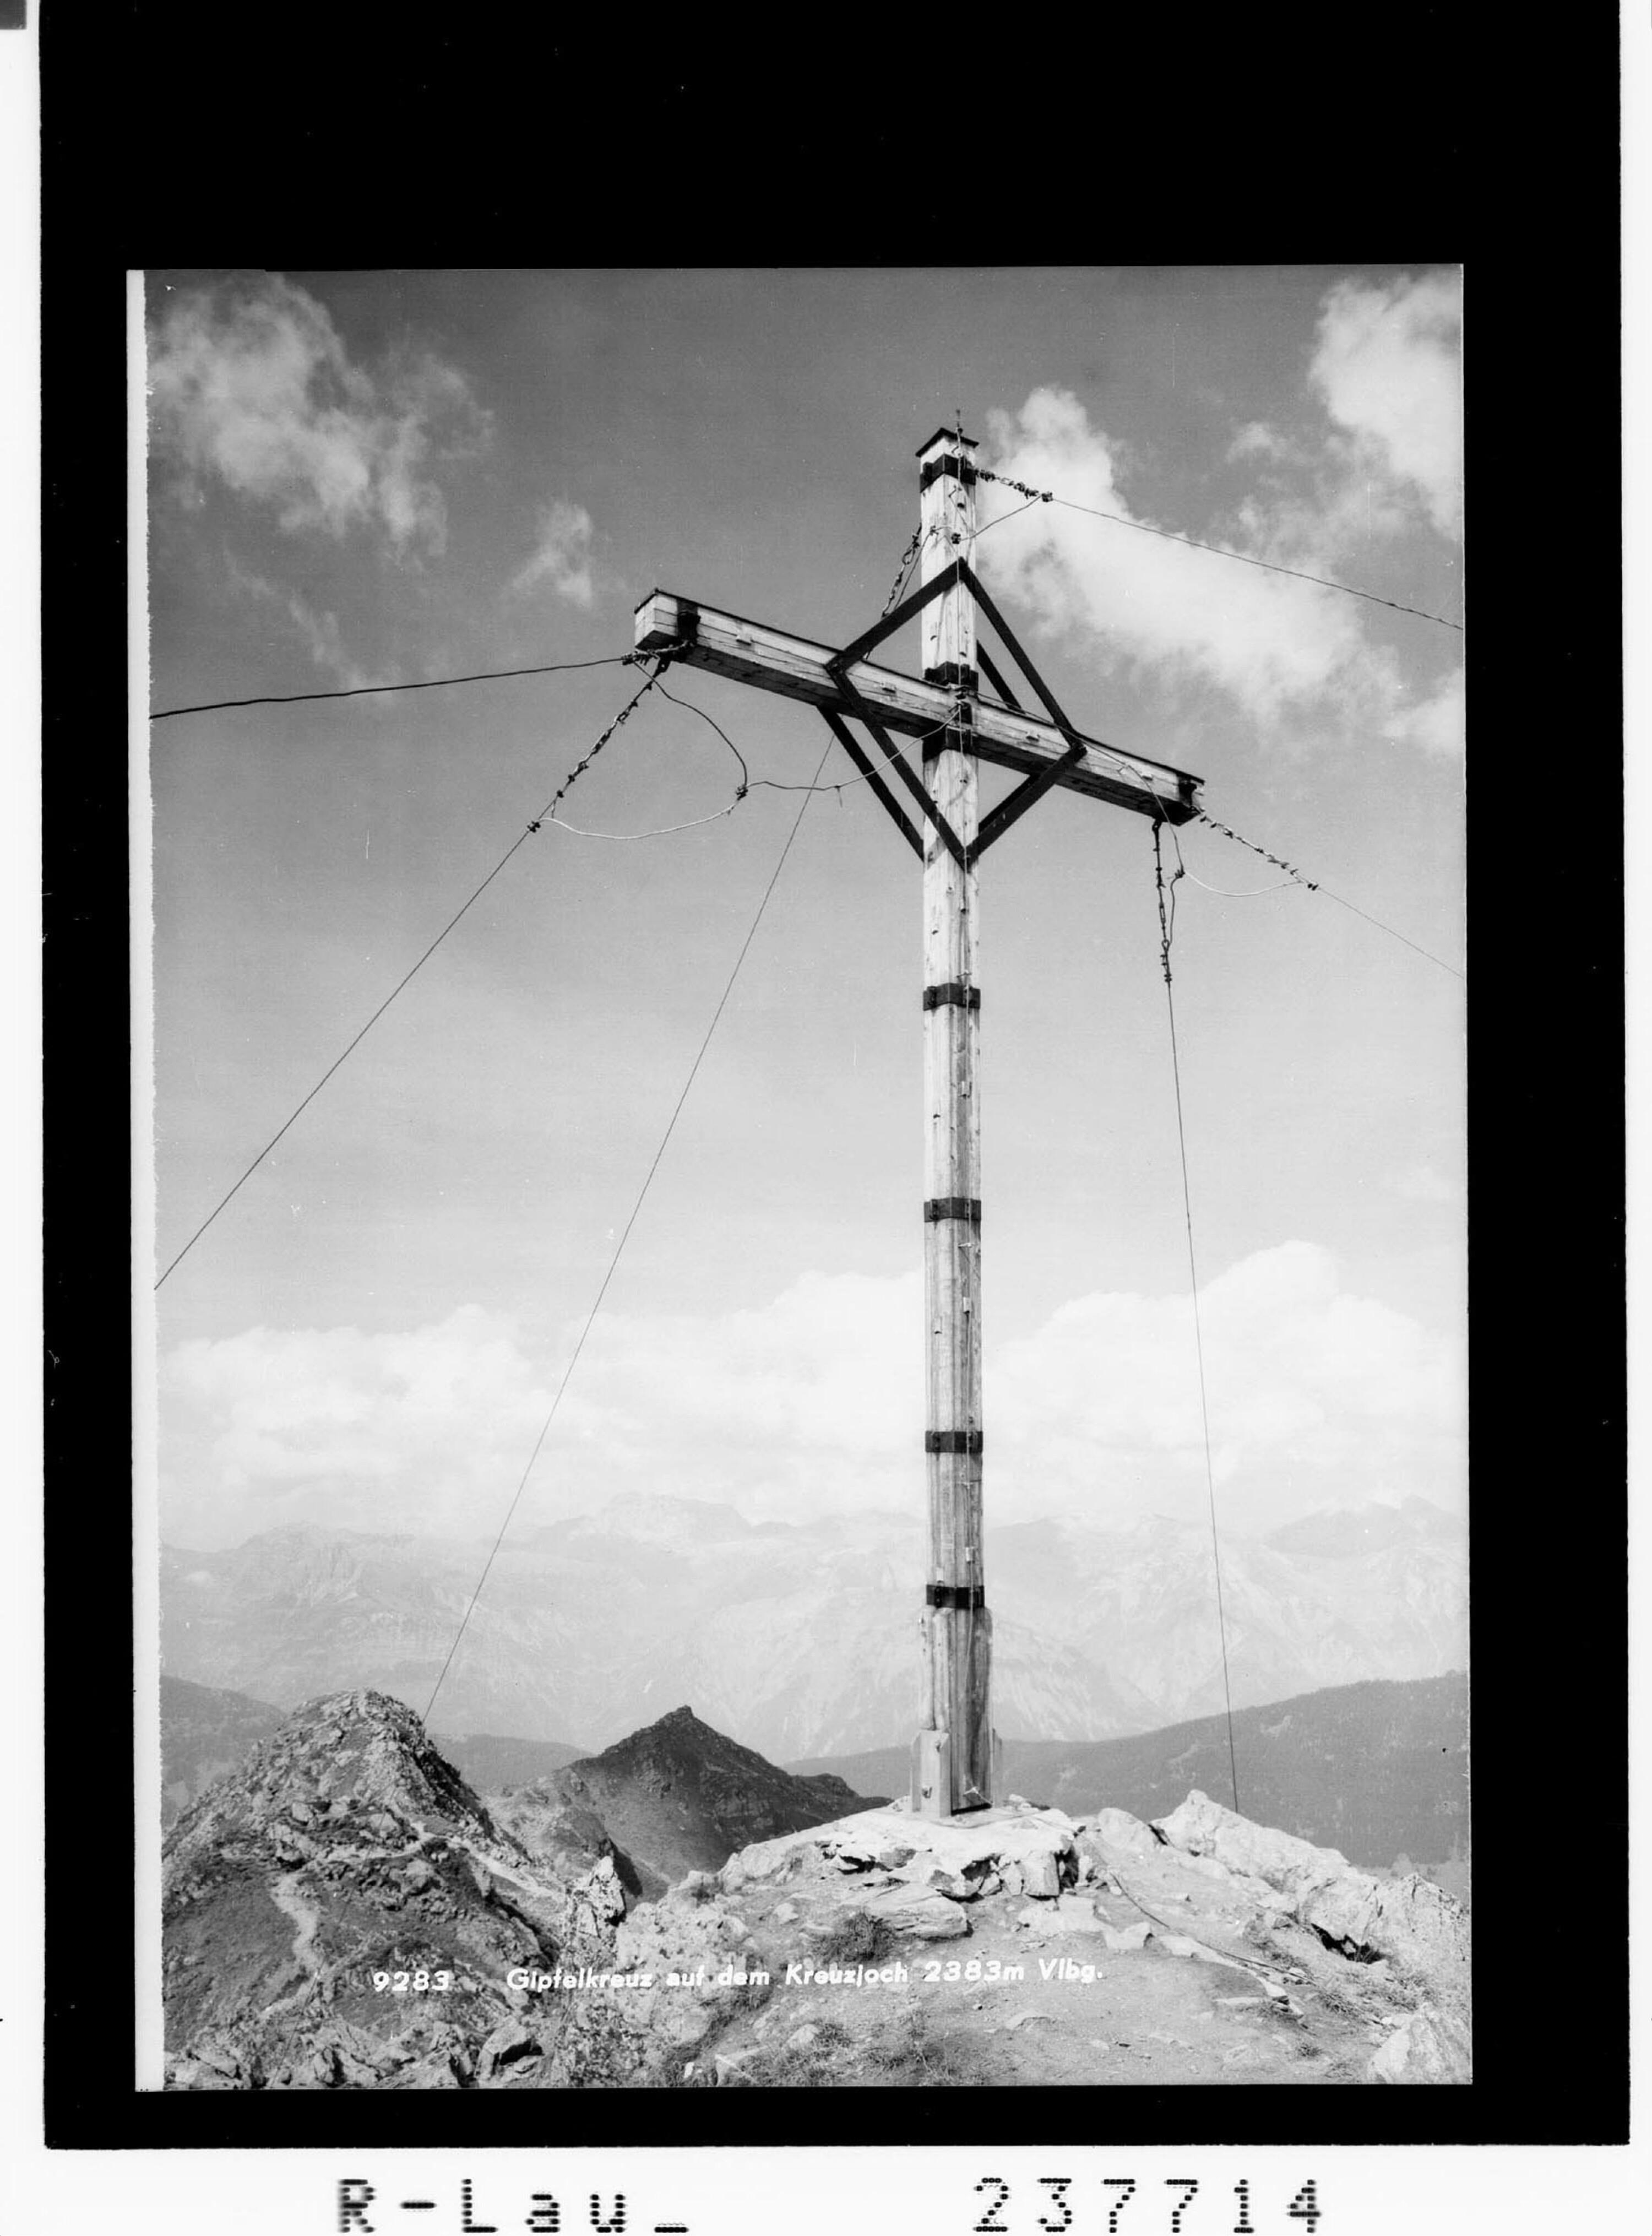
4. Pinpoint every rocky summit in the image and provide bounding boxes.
[162,1692,1469,2091]
[162,1689,627,2090]
[558,1787,1471,2090]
